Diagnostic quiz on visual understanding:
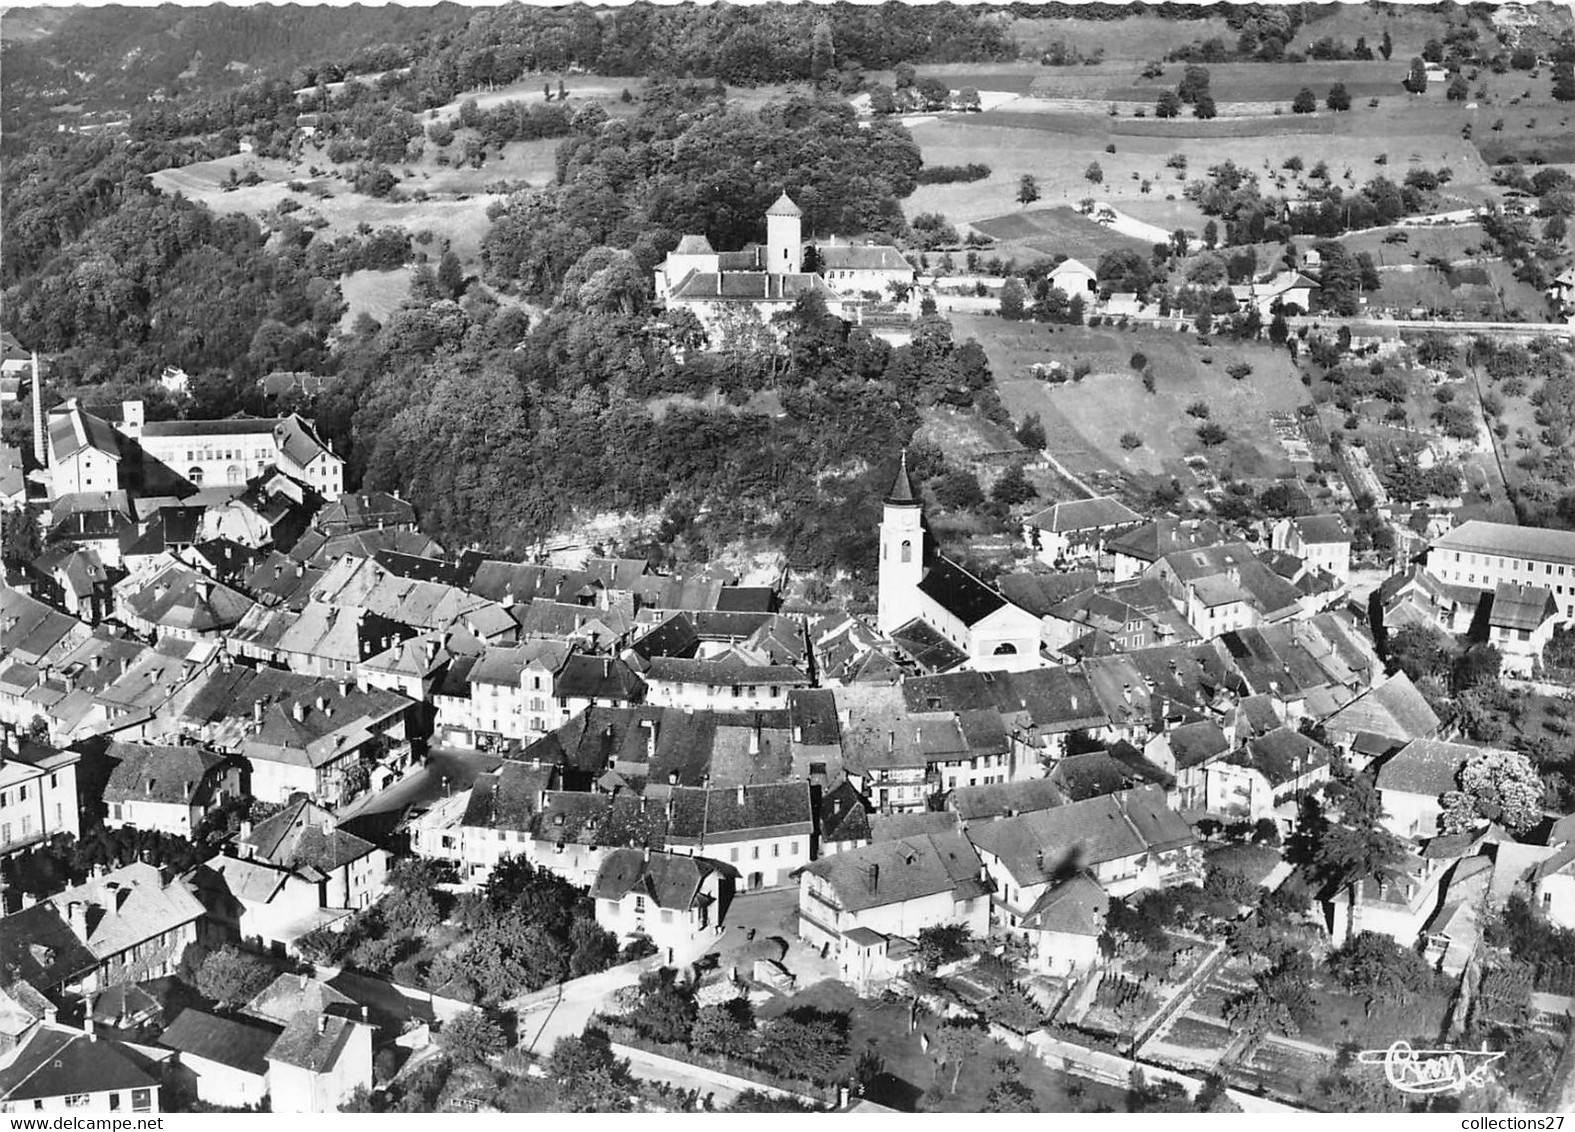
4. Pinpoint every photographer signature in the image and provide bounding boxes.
[1355,1040,1504,1094]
